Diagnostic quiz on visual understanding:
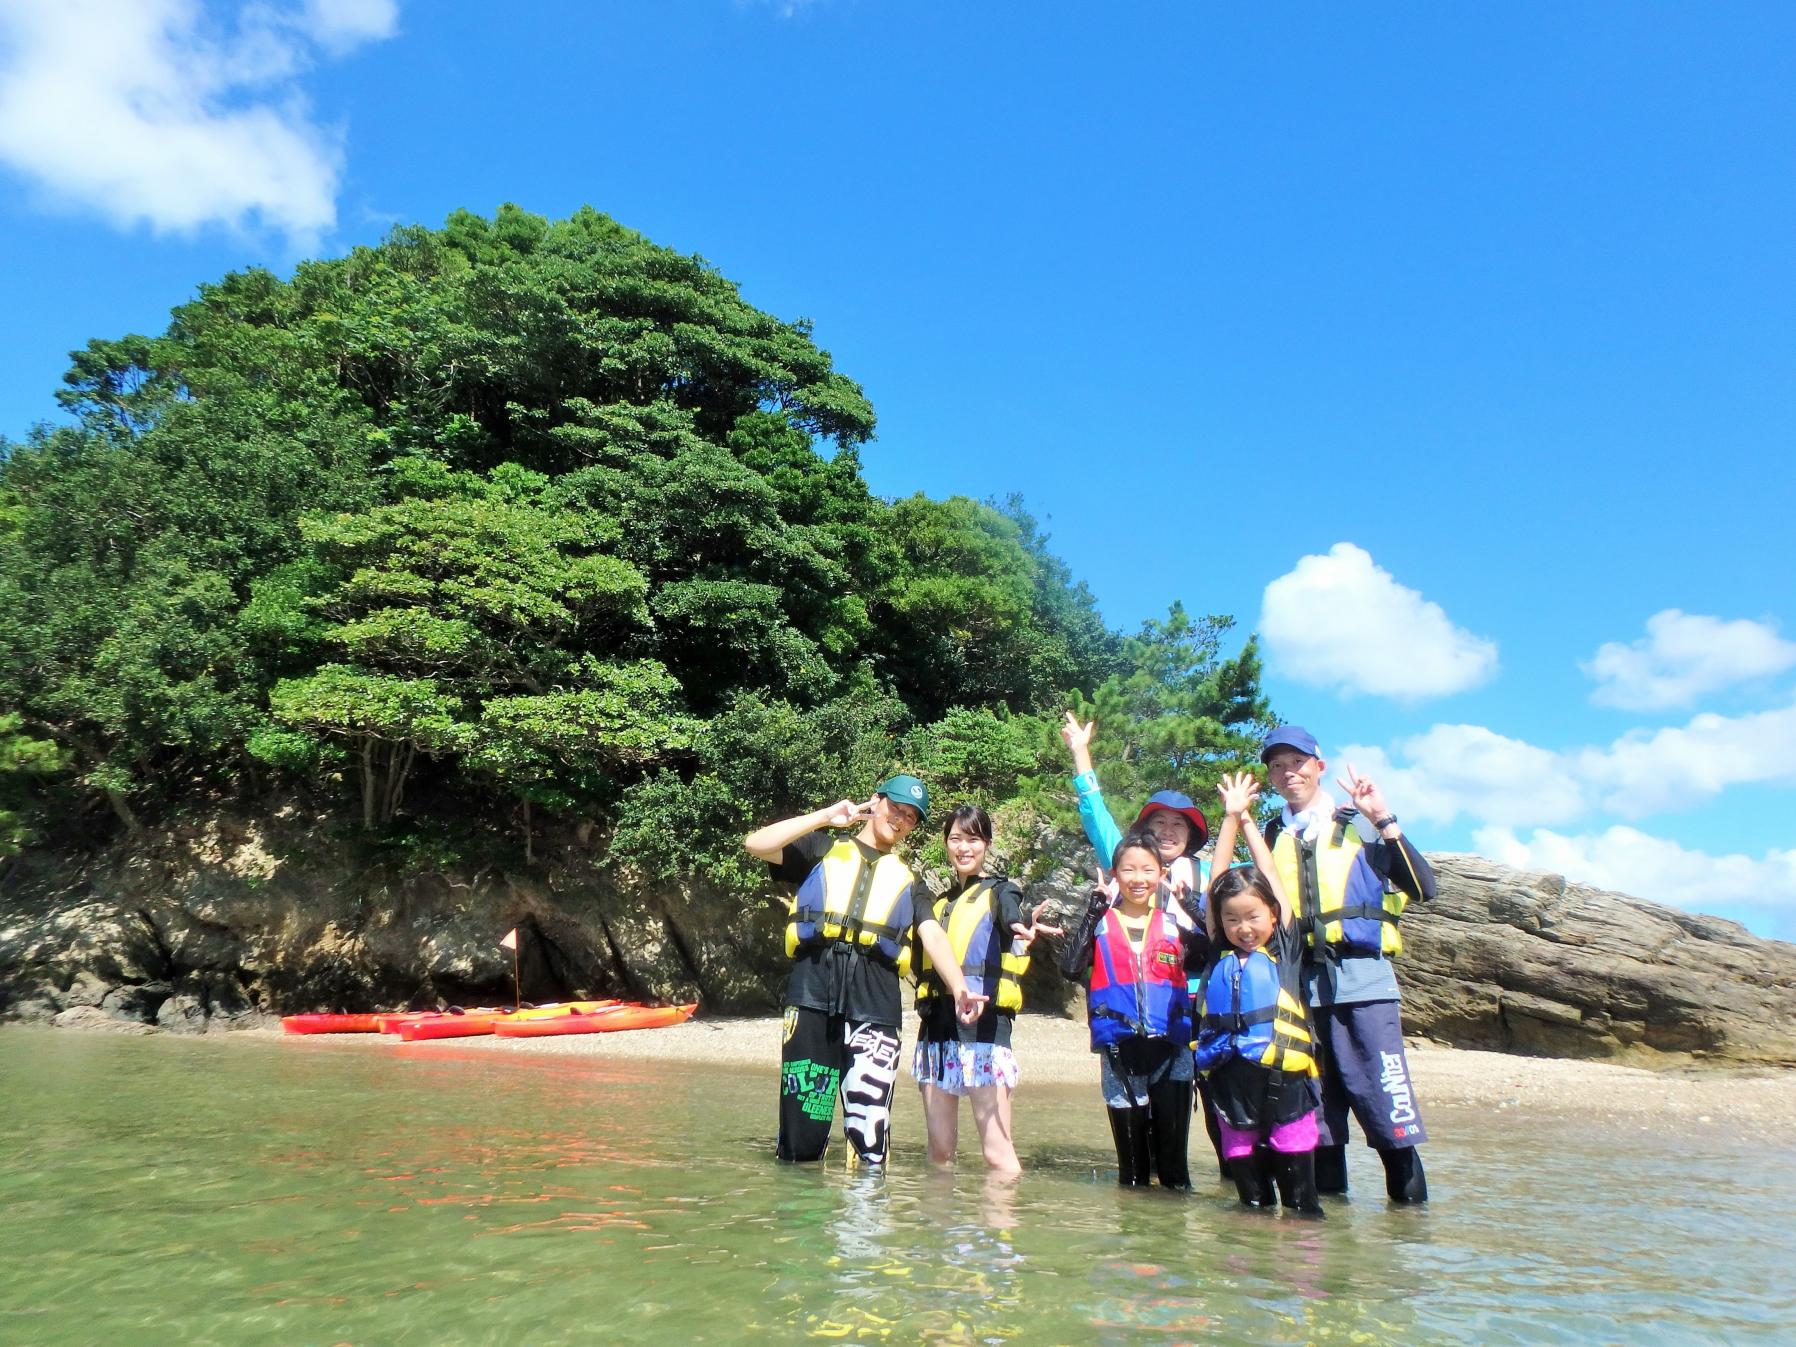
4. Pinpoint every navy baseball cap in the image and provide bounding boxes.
[1260,726,1321,763]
